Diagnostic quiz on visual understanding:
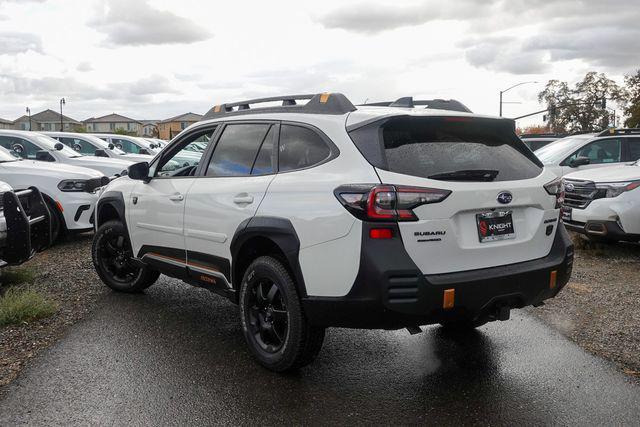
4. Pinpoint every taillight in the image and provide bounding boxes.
[334,184,451,222]
[545,178,563,208]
